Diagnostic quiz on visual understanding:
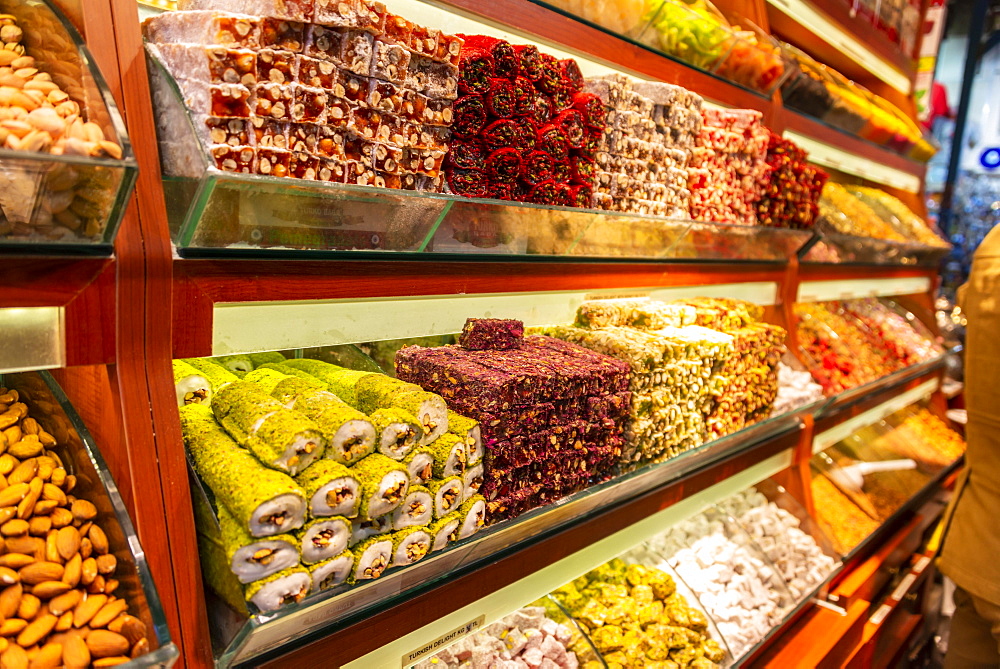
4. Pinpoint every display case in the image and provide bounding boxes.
[0,0,136,253]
